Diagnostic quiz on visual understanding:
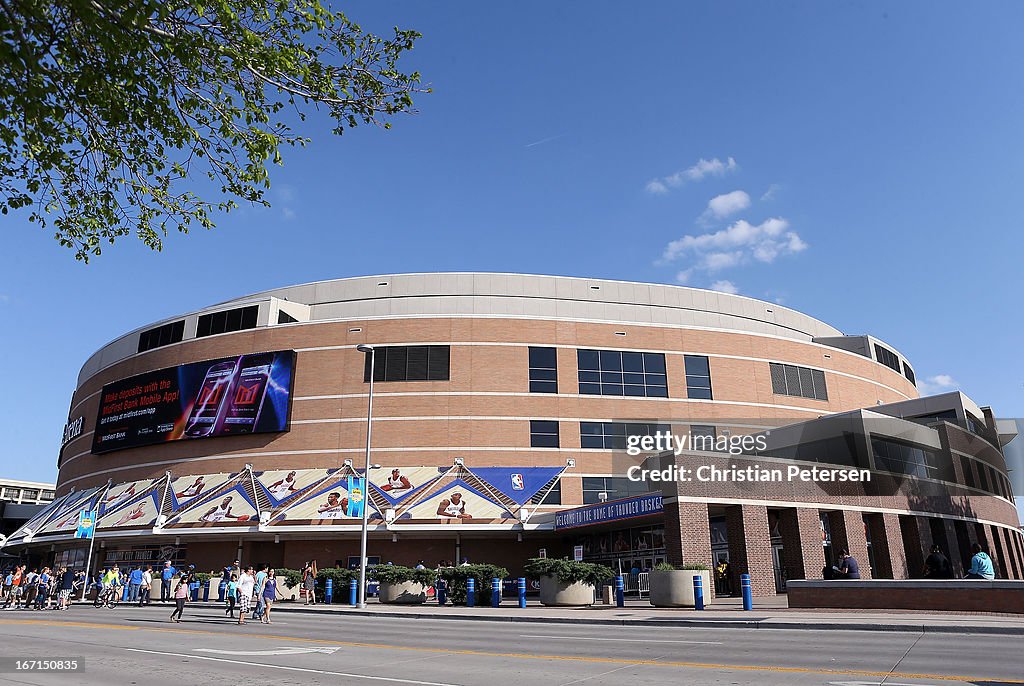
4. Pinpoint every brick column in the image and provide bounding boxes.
[941,519,964,577]
[999,528,1021,579]
[827,510,872,579]
[866,513,908,579]
[777,507,825,581]
[725,504,776,595]
[663,500,713,566]
[988,525,1007,578]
